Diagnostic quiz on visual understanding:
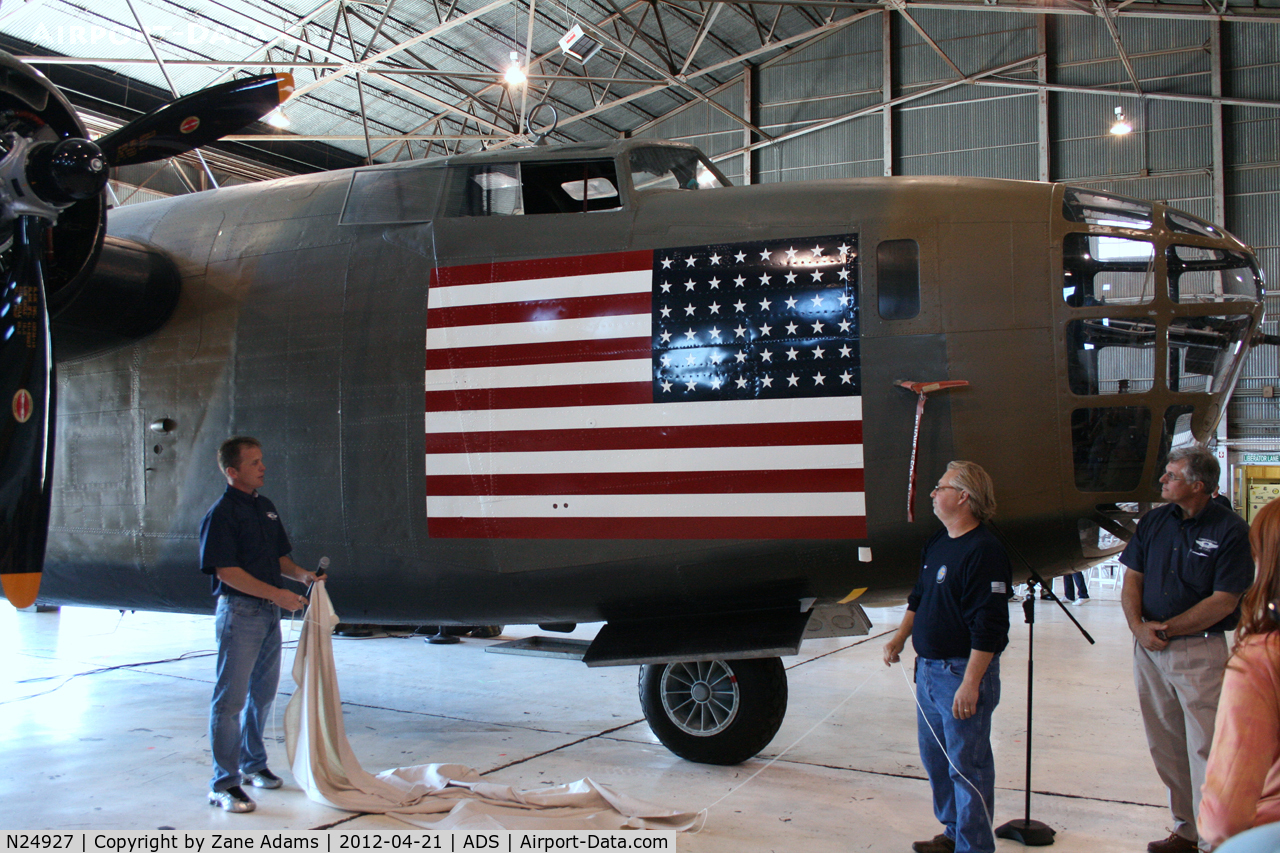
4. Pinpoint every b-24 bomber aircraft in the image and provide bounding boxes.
[0,49,1268,764]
